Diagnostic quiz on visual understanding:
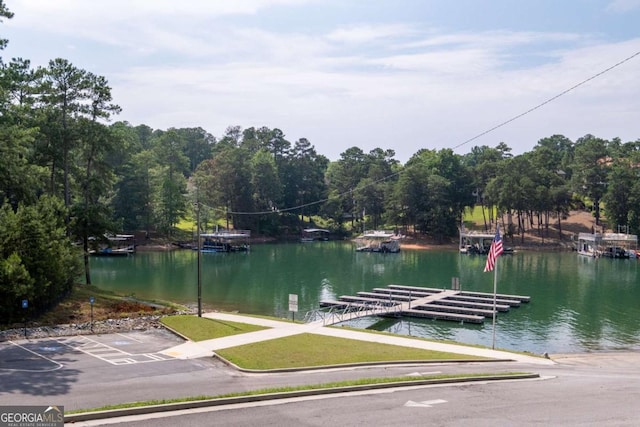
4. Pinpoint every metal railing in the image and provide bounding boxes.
[303,301,402,326]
